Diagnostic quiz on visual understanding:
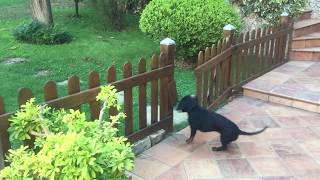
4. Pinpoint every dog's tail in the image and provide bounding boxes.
[239,126,268,136]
